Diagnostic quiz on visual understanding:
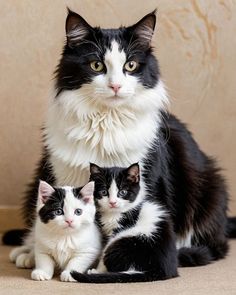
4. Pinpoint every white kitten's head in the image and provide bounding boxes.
[37,180,95,233]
